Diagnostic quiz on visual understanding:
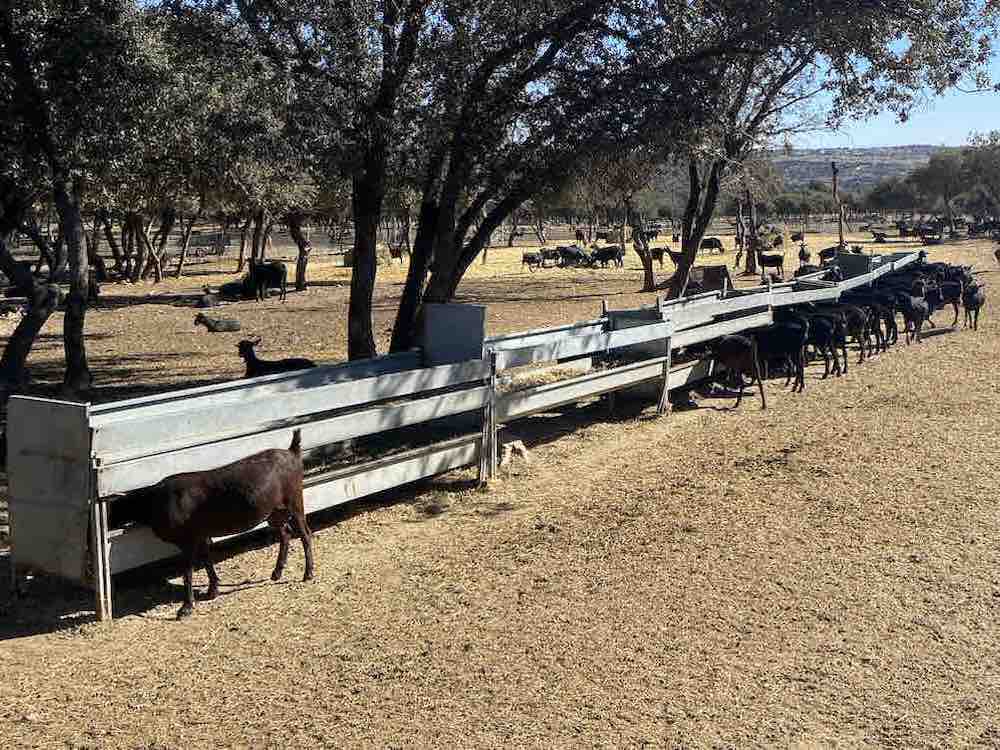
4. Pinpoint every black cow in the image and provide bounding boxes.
[700,237,723,253]
[591,245,624,268]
